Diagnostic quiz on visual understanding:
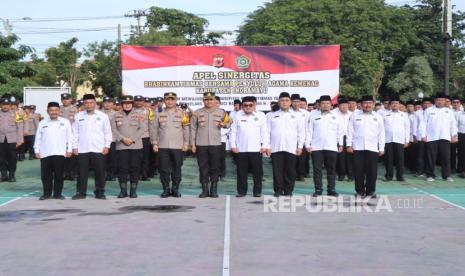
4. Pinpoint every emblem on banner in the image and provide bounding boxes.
[236,55,251,69]
[213,54,224,68]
